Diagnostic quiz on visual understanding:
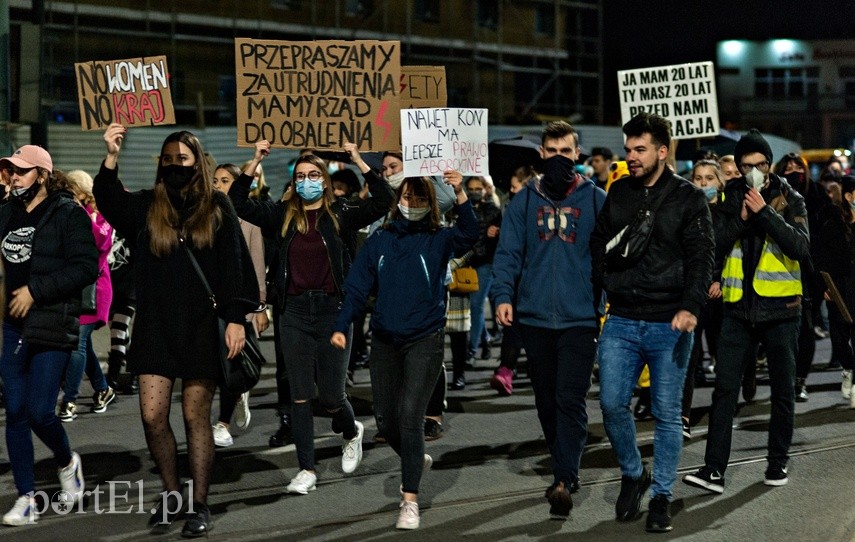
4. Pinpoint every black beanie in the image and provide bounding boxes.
[734,129,773,167]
